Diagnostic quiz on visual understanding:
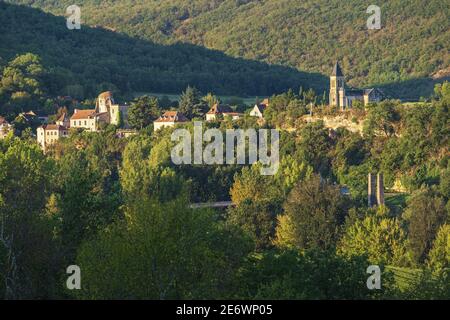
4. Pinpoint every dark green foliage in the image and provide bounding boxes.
[0,2,326,99]
[178,86,208,119]
[283,175,349,251]
[0,53,47,118]
[403,188,448,265]
[53,131,125,261]
[296,121,334,177]
[363,100,400,138]
[237,249,386,299]
[127,96,160,129]
[0,137,60,298]
[74,197,252,299]
[8,0,449,99]
[227,200,279,251]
